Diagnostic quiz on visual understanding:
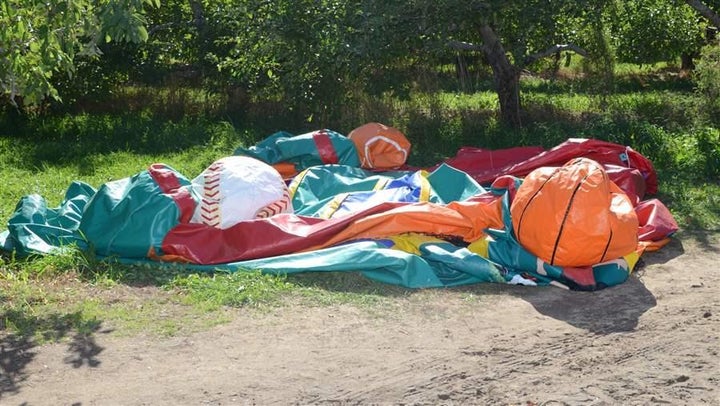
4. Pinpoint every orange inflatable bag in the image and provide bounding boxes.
[348,122,411,169]
[511,158,638,267]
